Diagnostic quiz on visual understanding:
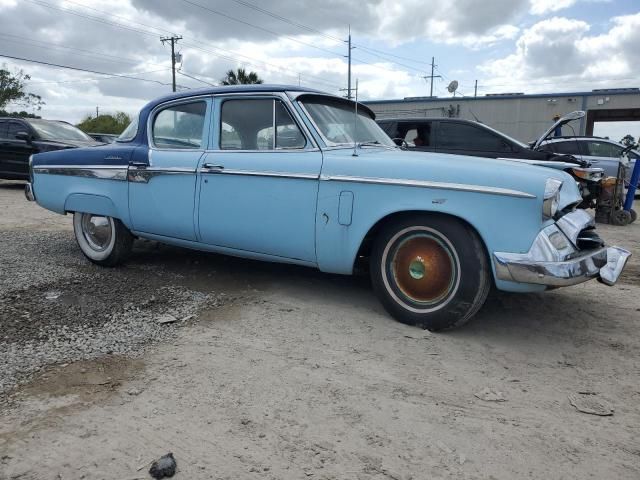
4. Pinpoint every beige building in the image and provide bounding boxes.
[365,88,640,143]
